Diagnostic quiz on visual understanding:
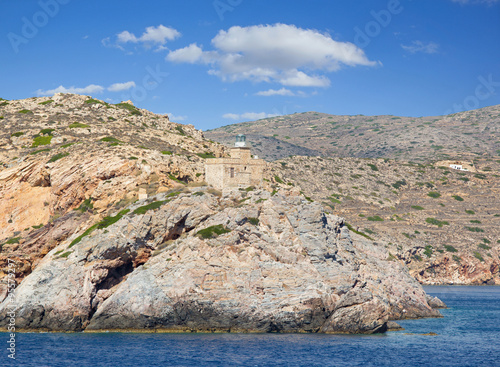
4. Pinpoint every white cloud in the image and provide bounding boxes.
[36,84,105,96]
[108,81,136,92]
[255,88,295,96]
[117,25,181,45]
[401,40,439,54]
[166,113,187,121]
[167,23,378,87]
[223,112,280,120]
